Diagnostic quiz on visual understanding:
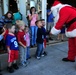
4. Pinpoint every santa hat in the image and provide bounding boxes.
[51,0,62,12]
[51,0,61,35]
[52,0,61,6]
